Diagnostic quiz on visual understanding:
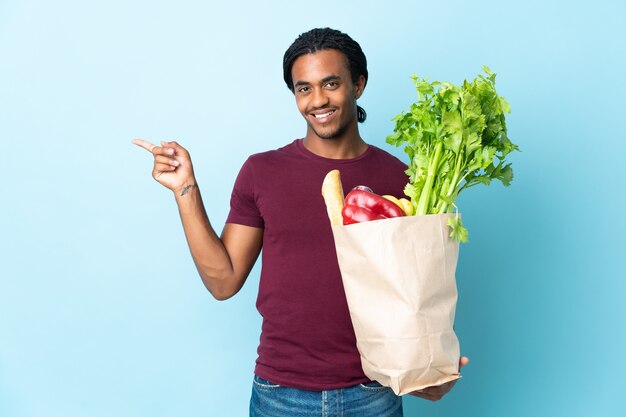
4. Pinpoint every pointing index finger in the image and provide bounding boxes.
[132,138,157,153]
